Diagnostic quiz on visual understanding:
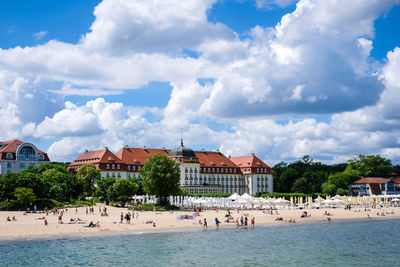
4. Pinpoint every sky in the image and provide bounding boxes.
[0,0,400,166]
